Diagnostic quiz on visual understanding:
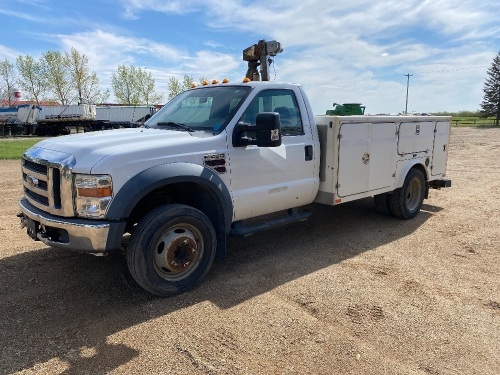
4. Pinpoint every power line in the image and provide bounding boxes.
[404,73,413,115]
[305,65,488,87]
